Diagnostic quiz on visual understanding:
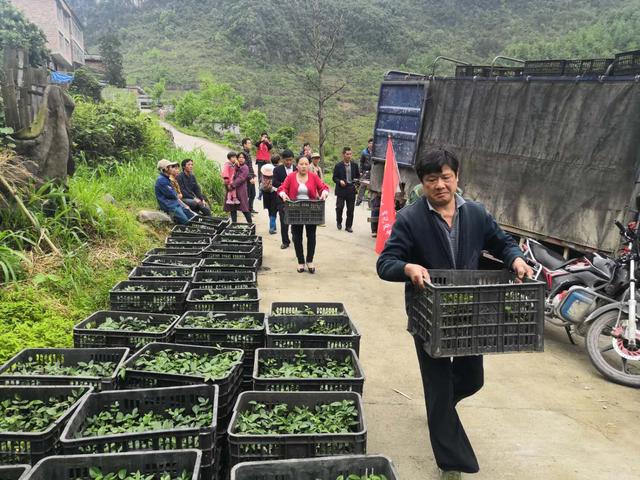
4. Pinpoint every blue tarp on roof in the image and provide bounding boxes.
[50,71,74,84]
